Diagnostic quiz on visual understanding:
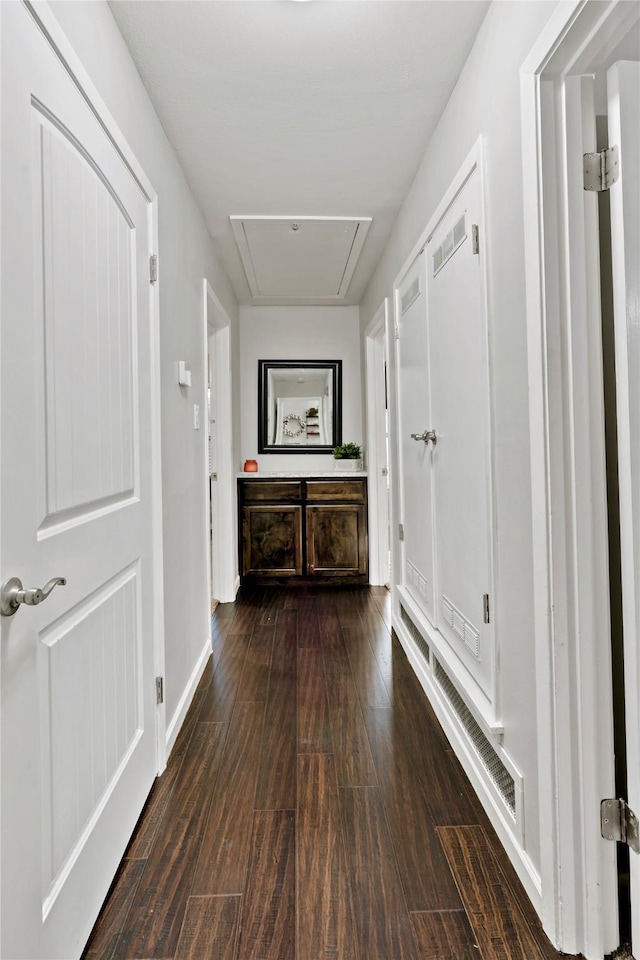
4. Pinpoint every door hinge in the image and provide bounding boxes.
[483,593,490,624]
[149,254,158,283]
[399,523,404,542]
[601,798,640,853]
[583,145,619,192]
[156,675,164,705]
[471,224,480,255]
